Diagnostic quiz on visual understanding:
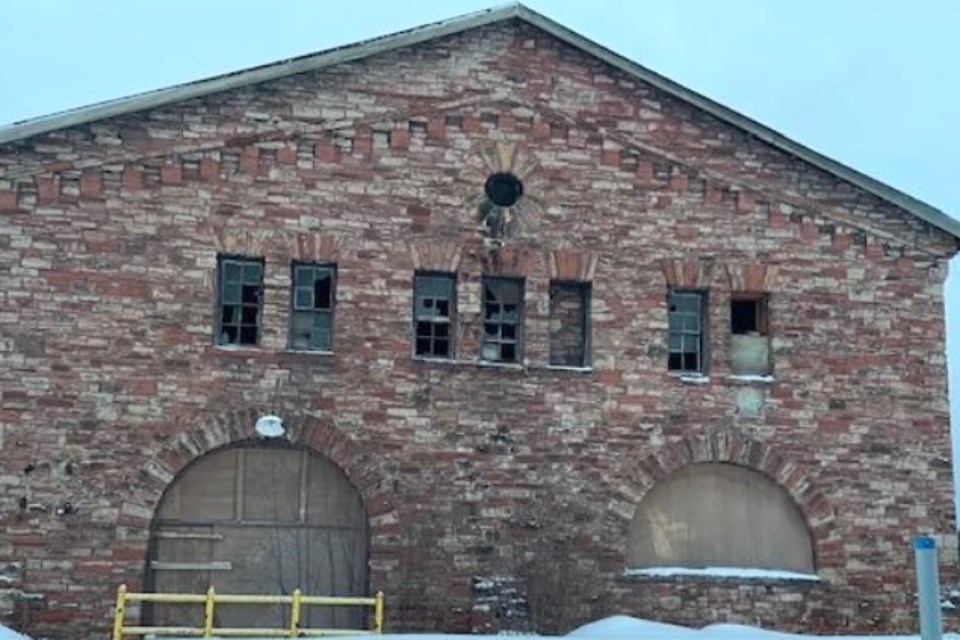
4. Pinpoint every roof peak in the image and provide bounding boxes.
[0,4,955,238]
